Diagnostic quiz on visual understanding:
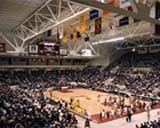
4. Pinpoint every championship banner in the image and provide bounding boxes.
[79,14,87,32]
[77,31,81,38]
[42,30,51,40]
[47,30,51,37]
[95,17,102,34]
[58,26,64,39]
[89,9,99,20]
[56,32,61,44]
[51,27,57,35]
[72,27,77,41]
[56,26,62,44]
[63,31,67,43]
[42,32,47,40]
[103,0,115,15]
[71,27,77,40]
[119,0,131,8]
